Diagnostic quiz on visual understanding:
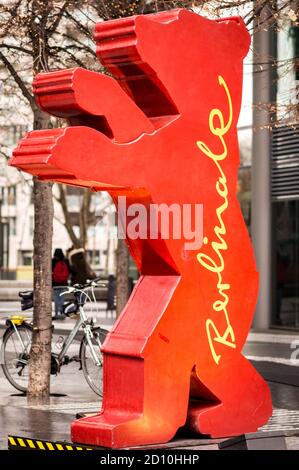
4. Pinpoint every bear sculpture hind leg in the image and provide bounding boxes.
[71,349,192,448]
[186,354,272,438]
[72,276,193,448]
